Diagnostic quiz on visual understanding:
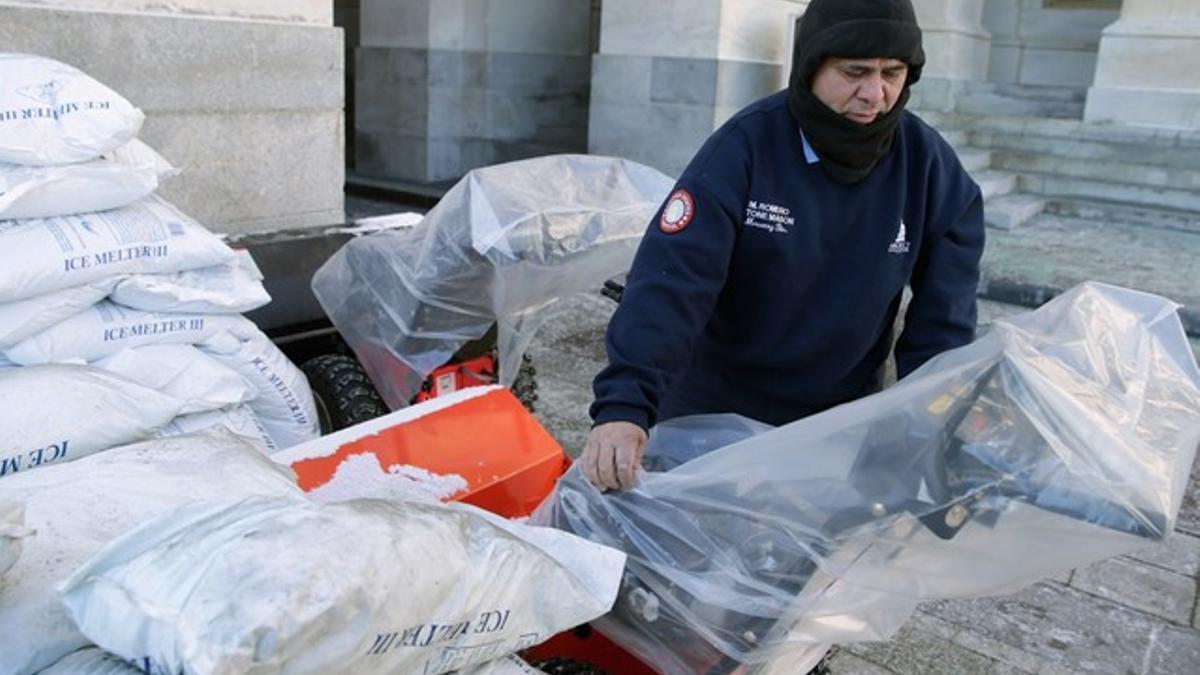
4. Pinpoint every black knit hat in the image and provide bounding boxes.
[790,0,925,90]
[786,0,926,184]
